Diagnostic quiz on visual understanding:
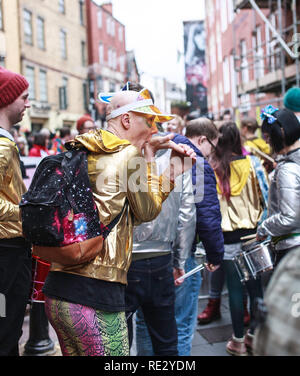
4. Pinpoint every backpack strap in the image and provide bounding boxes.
[102,199,129,238]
